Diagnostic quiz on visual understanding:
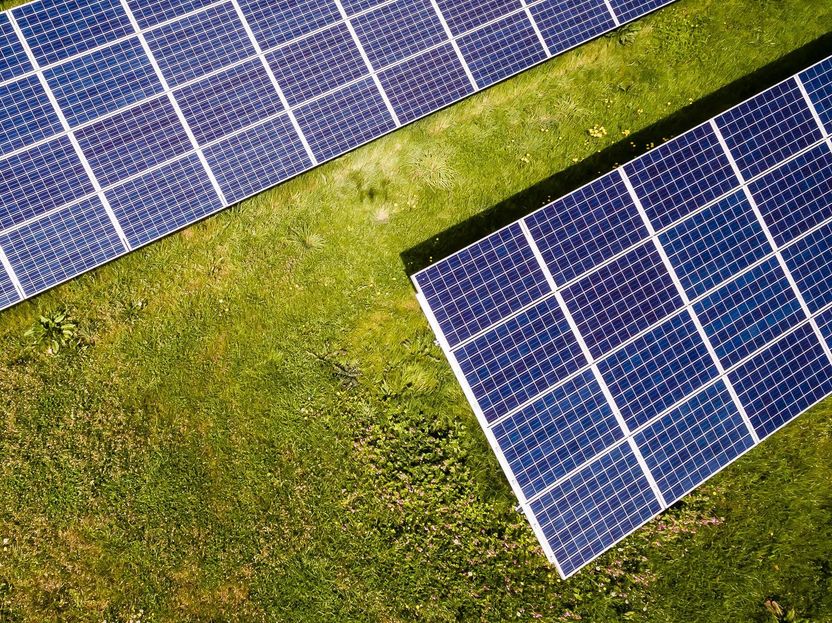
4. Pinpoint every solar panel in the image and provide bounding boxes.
[0,0,675,311]
[413,56,832,577]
